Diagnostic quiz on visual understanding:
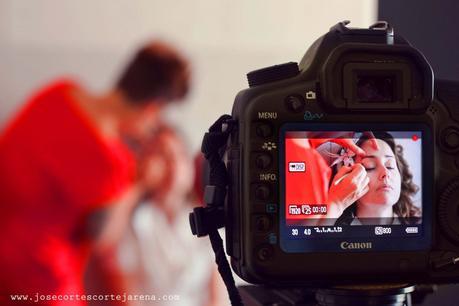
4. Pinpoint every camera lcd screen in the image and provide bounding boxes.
[279,125,432,253]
